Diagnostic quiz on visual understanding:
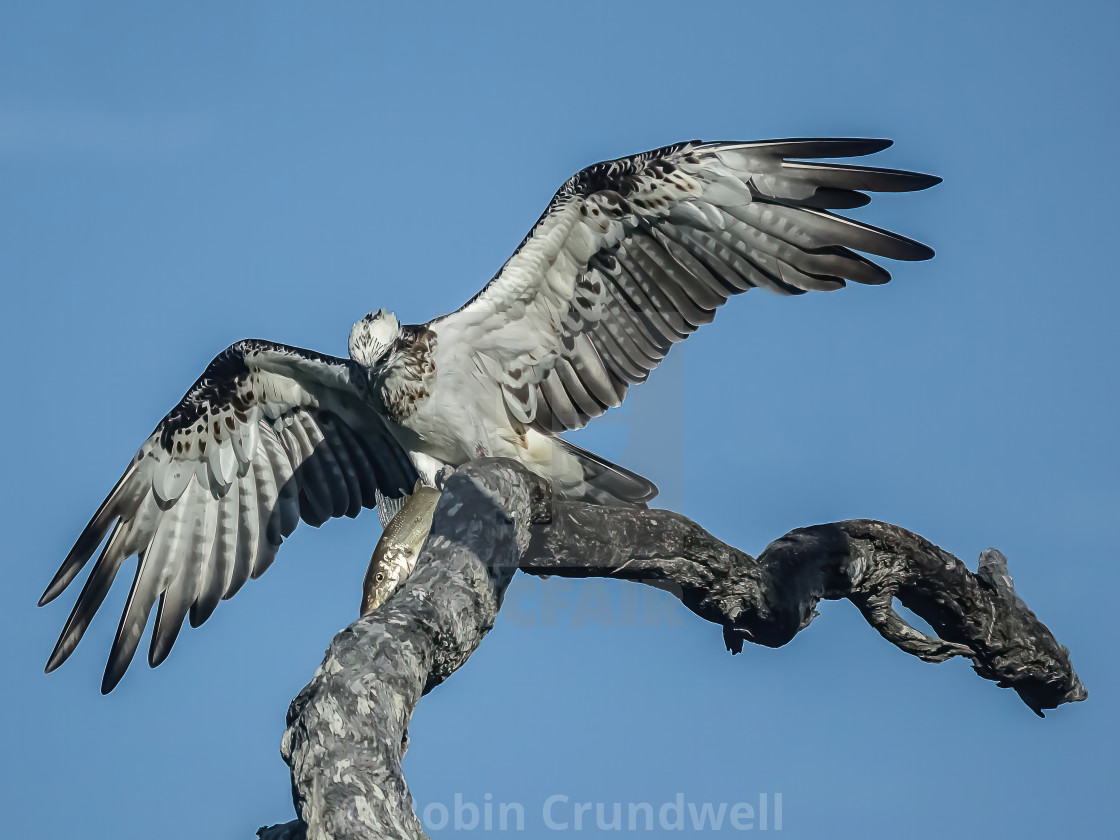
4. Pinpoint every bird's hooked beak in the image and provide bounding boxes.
[369,348,394,378]
[348,309,402,373]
